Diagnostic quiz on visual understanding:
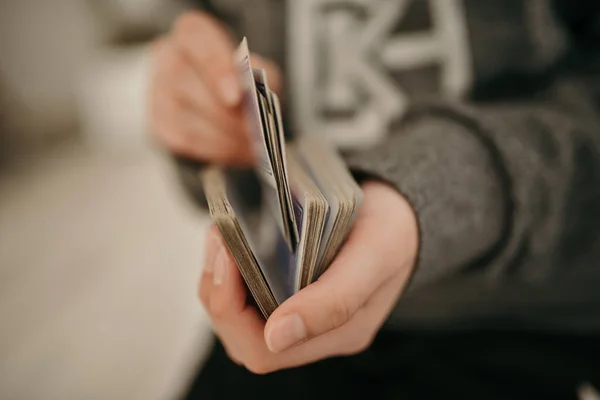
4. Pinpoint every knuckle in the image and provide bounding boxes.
[343,332,374,356]
[198,275,212,308]
[244,357,274,375]
[149,100,183,147]
[154,44,178,74]
[208,224,221,238]
[174,12,226,54]
[202,63,225,81]
[173,12,231,70]
[198,284,210,309]
[329,292,352,330]
[174,11,207,38]
[356,333,375,353]
[150,37,169,64]
[147,103,159,134]
[160,98,179,123]
[149,92,167,121]
[209,299,228,320]
[197,287,205,306]
[164,51,185,77]
[179,126,202,145]
[148,115,165,142]
[211,143,238,163]
[223,346,242,365]
[150,119,169,143]
[164,131,190,154]
[354,330,376,353]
